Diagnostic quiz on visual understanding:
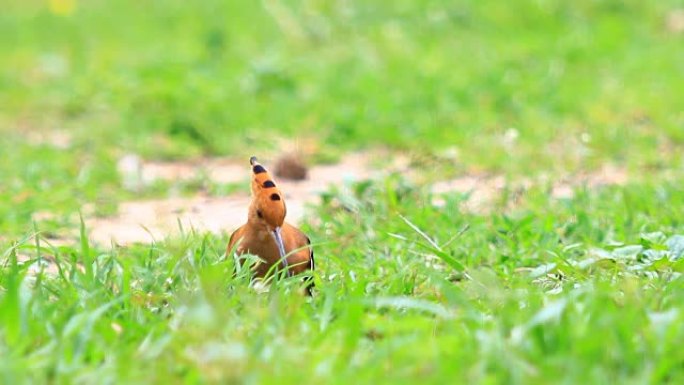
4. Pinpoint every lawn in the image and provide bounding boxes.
[1,1,684,384]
